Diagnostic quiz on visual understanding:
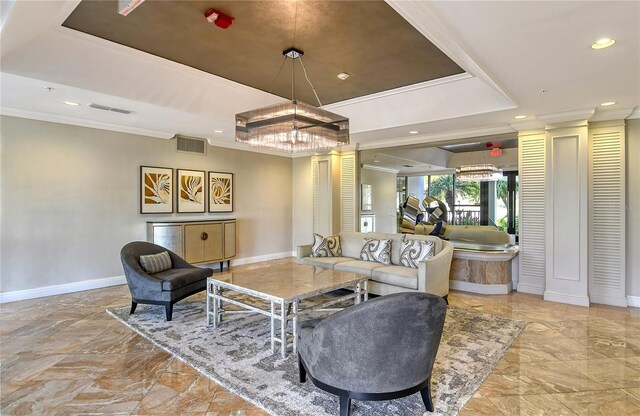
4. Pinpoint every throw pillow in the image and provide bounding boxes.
[311,233,342,257]
[400,237,435,268]
[139,251,172,274]
[360,238,391,264]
